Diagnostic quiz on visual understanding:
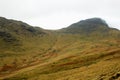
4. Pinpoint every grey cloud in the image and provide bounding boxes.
[0,0,120,29]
